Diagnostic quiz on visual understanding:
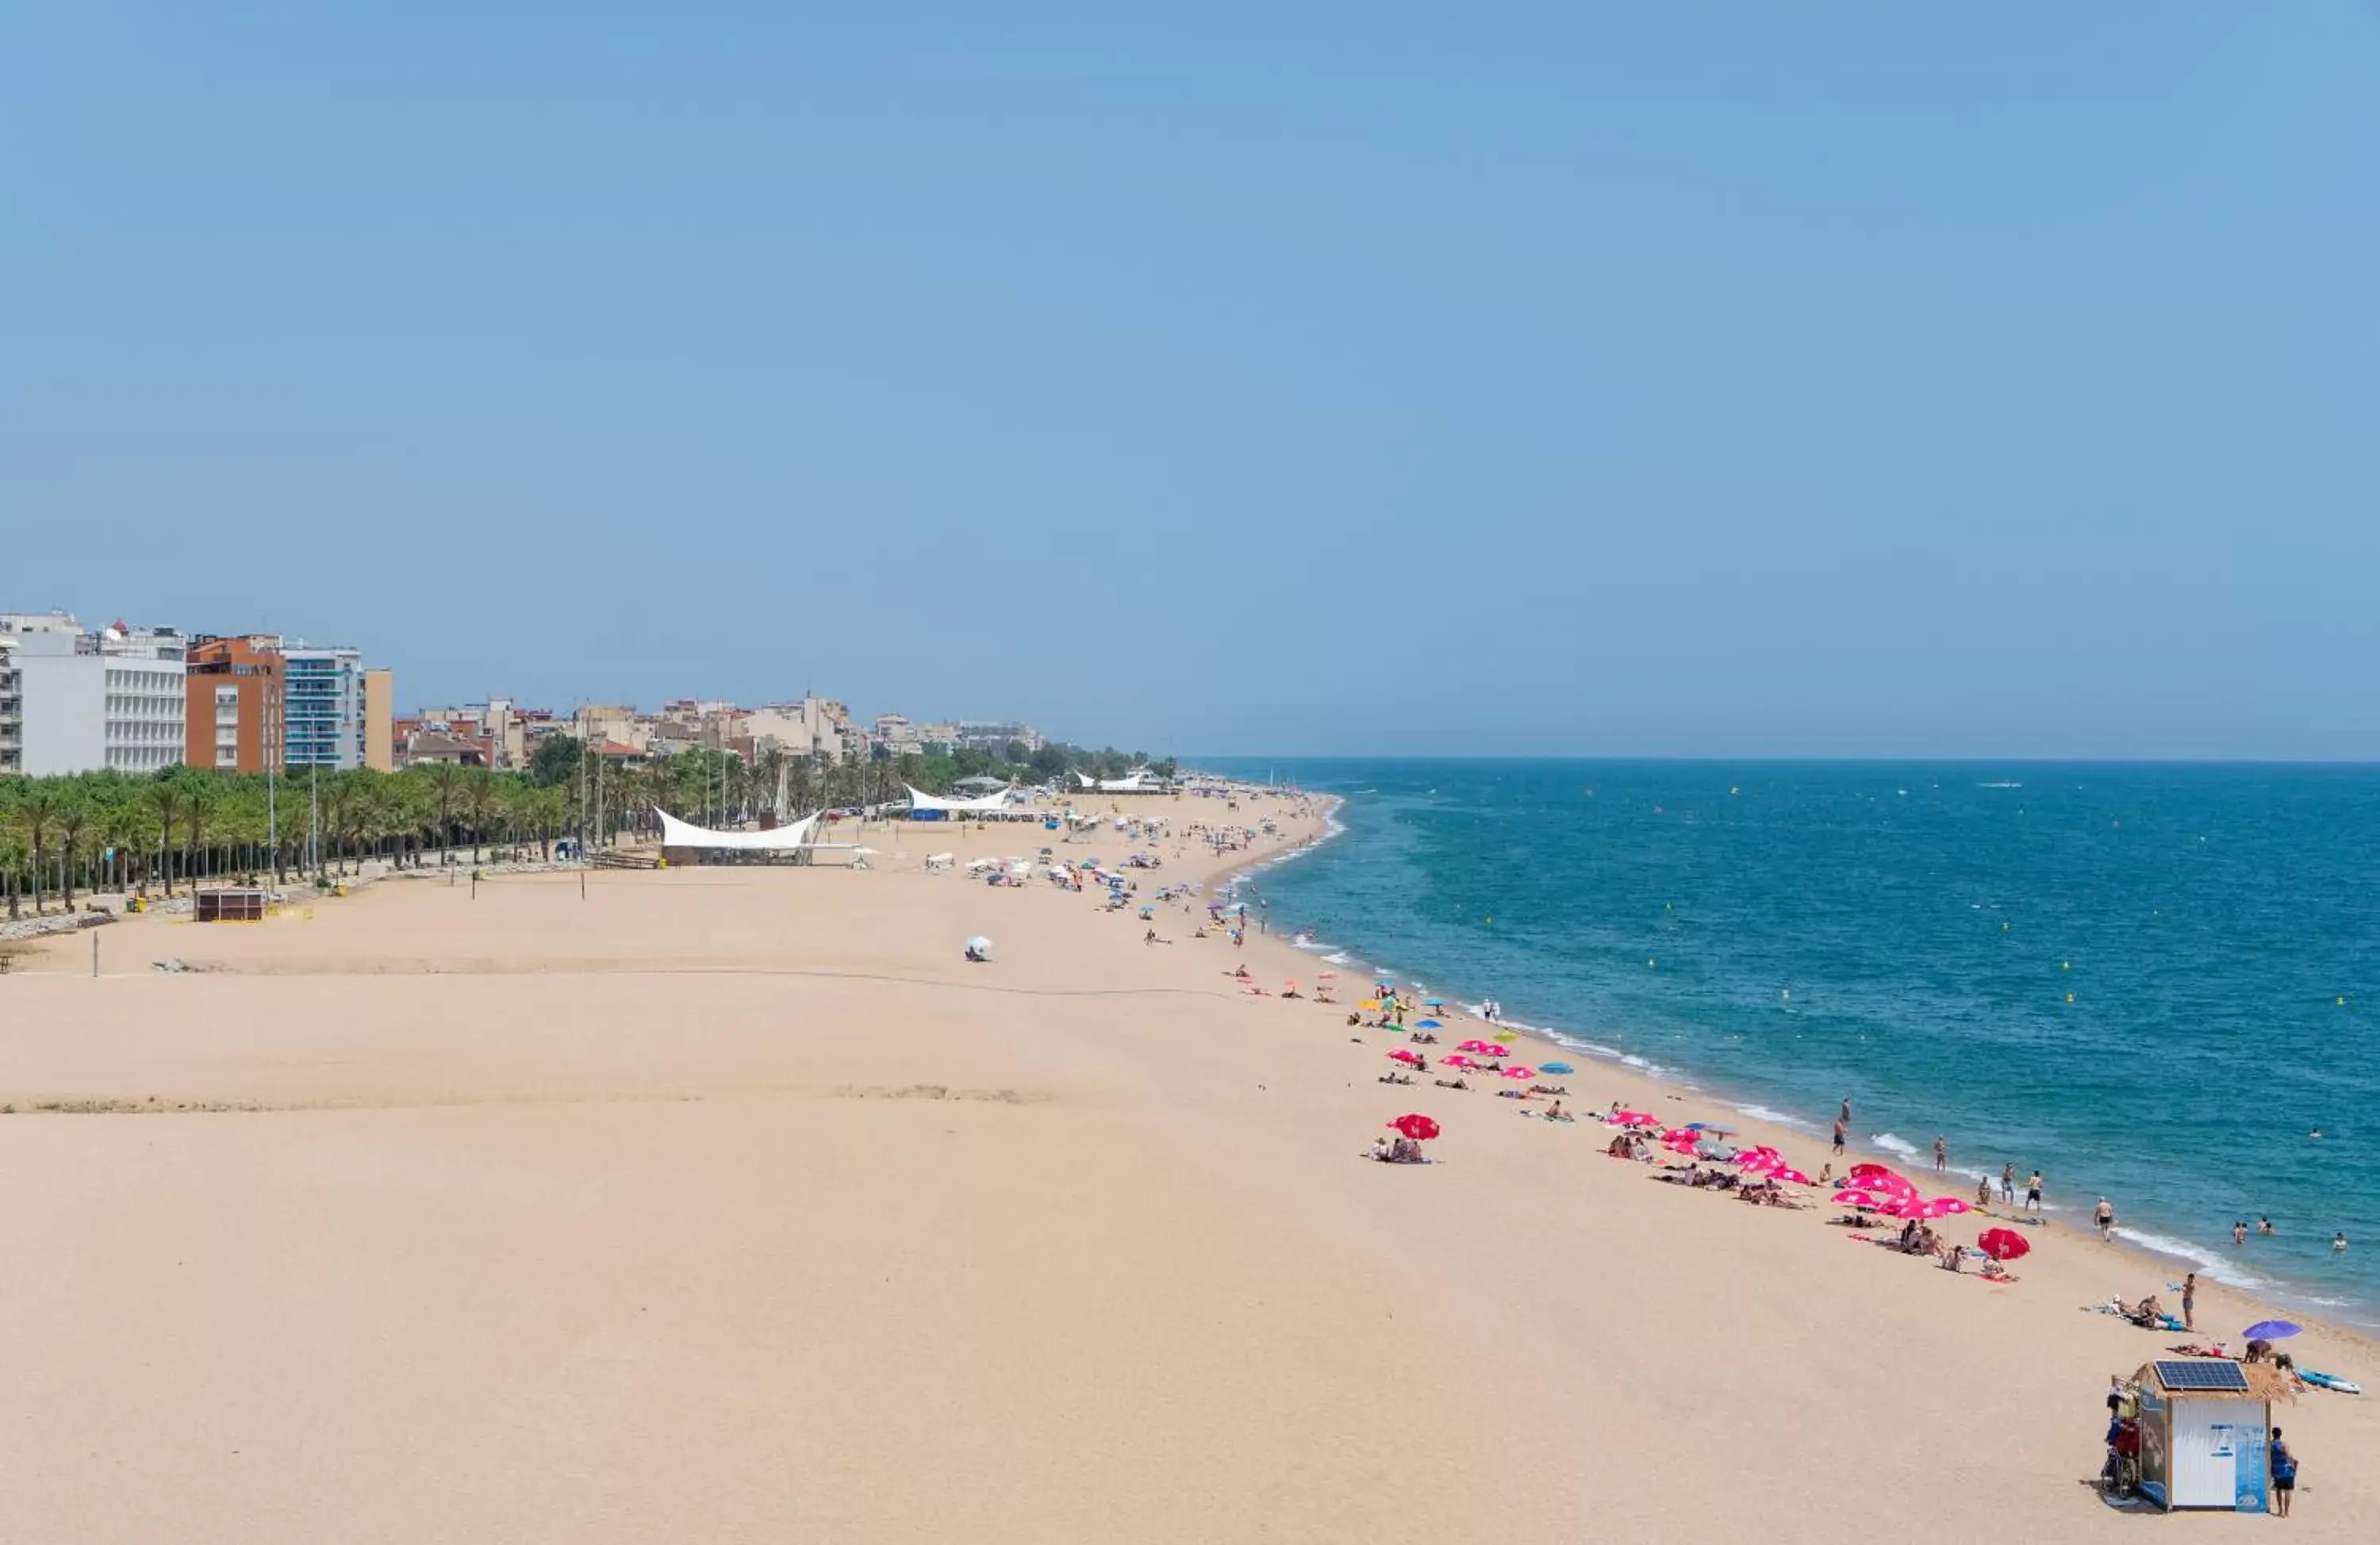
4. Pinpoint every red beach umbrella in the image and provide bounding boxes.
[1977,1228,2031,1261]
[1387,1049,1425,1066]
[1387,1114,1441,1141]
[1769,1167,1815,1186]
[1914,1197,1971,1218]
[1847,1163,1895,1181]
